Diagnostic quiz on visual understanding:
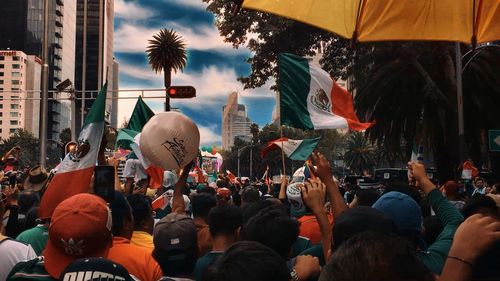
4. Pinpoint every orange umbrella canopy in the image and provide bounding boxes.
[242,0,500,44]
